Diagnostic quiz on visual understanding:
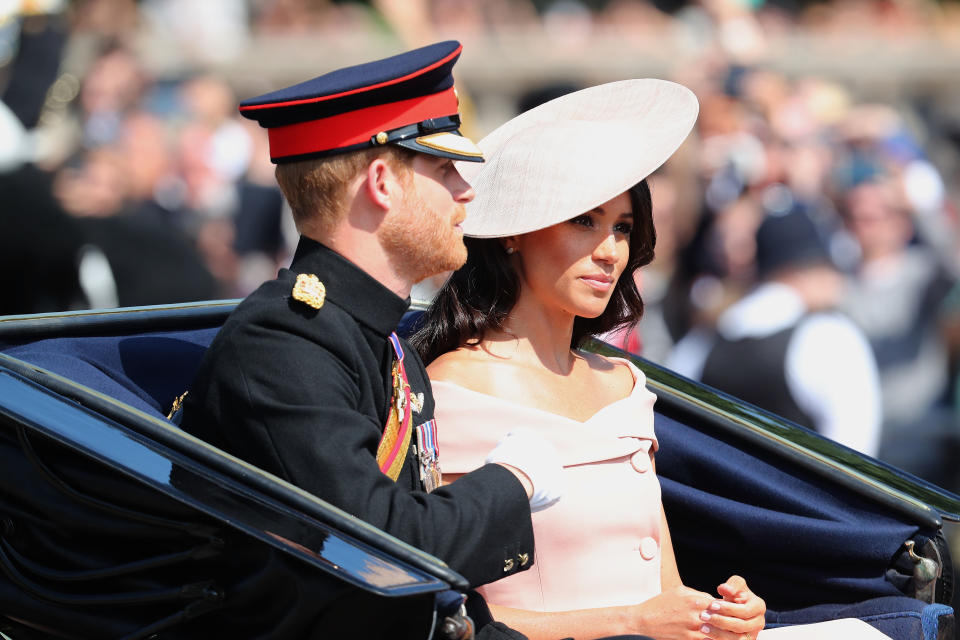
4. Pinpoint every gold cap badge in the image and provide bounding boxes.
[375,131,388,145]
[292,273,326,309]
